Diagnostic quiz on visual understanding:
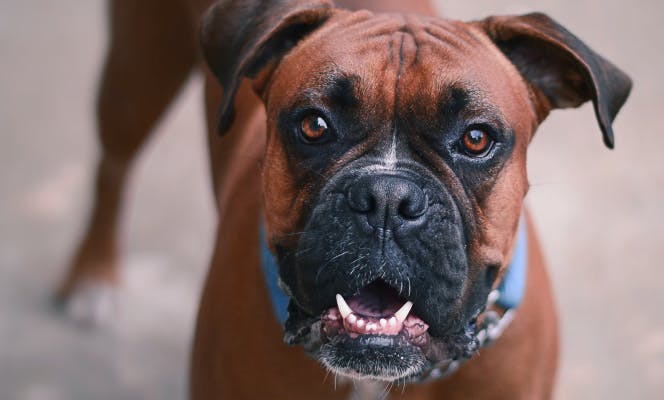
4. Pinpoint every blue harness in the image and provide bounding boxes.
[260,218,528,326]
